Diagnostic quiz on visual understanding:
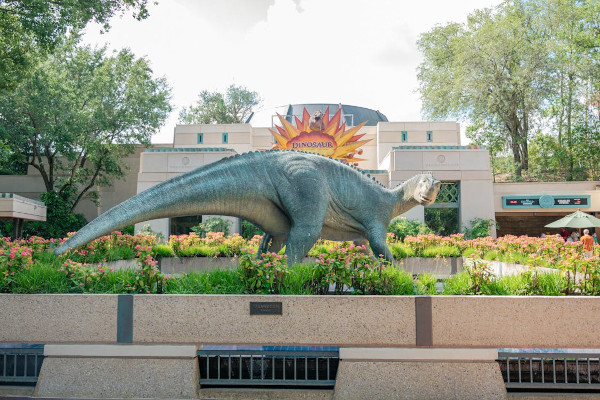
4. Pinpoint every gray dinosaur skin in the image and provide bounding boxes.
[55,150,441,265]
